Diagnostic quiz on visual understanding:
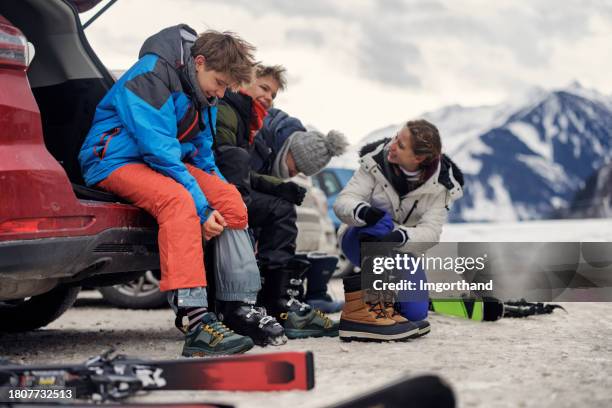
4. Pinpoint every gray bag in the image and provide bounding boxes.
[213,228,261,303]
